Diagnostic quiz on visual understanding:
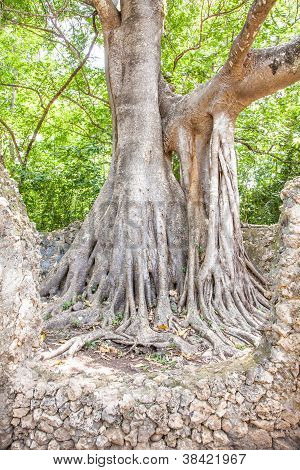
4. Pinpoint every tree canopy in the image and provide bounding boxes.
[0,0,299,231]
